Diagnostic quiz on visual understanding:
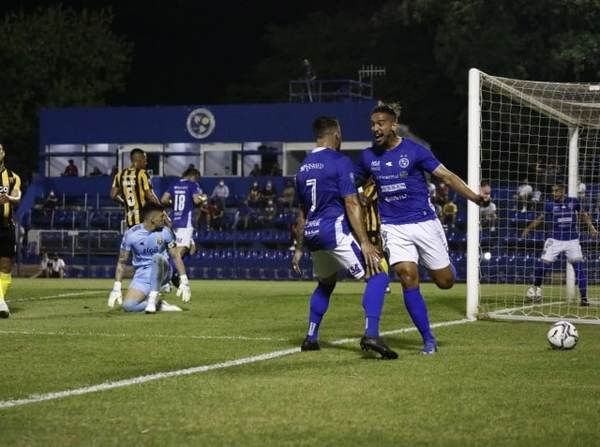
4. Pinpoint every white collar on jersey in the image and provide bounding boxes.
[312,147,328,153]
